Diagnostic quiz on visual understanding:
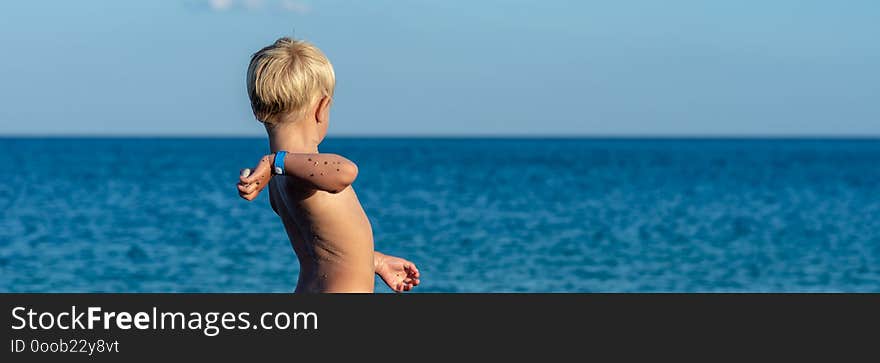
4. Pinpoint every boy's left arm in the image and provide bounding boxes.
[238,152,358,200]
